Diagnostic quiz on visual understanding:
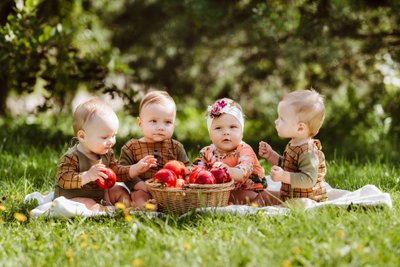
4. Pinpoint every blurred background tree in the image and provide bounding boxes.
[1,0,400,160]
